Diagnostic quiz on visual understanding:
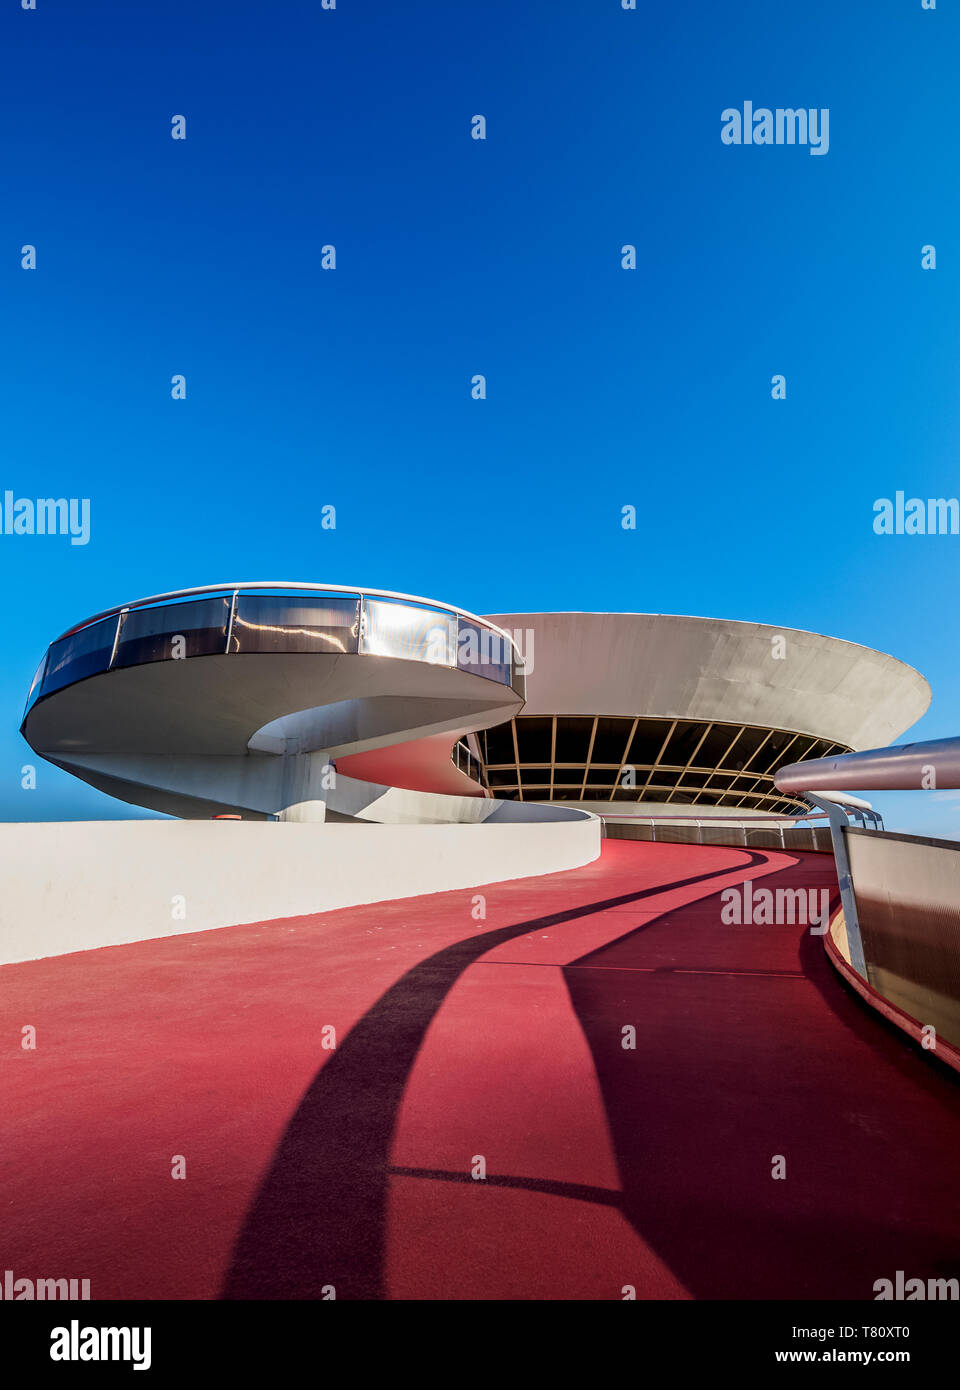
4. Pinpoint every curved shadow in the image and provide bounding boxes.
[222,849,769,1299]
[797,914,960,1103]
[564,856,960,1298]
